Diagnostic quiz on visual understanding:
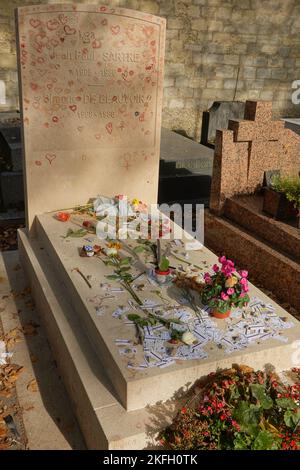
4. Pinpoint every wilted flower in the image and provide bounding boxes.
[181,331,197,345]
[56,212,71,222]
[225,276,238,288]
